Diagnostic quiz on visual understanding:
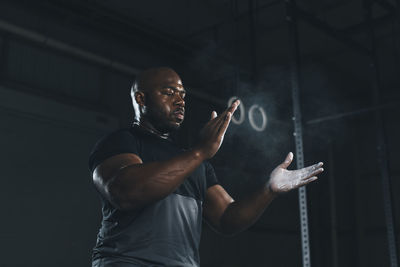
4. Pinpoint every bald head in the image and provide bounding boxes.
[130,67,185,129]
[132,67,181,94]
